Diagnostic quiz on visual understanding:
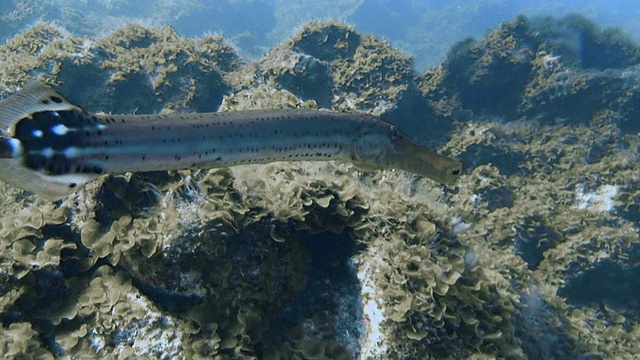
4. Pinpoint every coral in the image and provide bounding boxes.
[421,14,640,126]
[0,322,52,359]
[331,34,414,113]
[0,23,241,114]
[0,199,71,278]
[422,17,535,119]
[257,22,415,113]
[0,0,59,43]
[257,49,334,108]
[418,13,640,359]
[292,21,362,62]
